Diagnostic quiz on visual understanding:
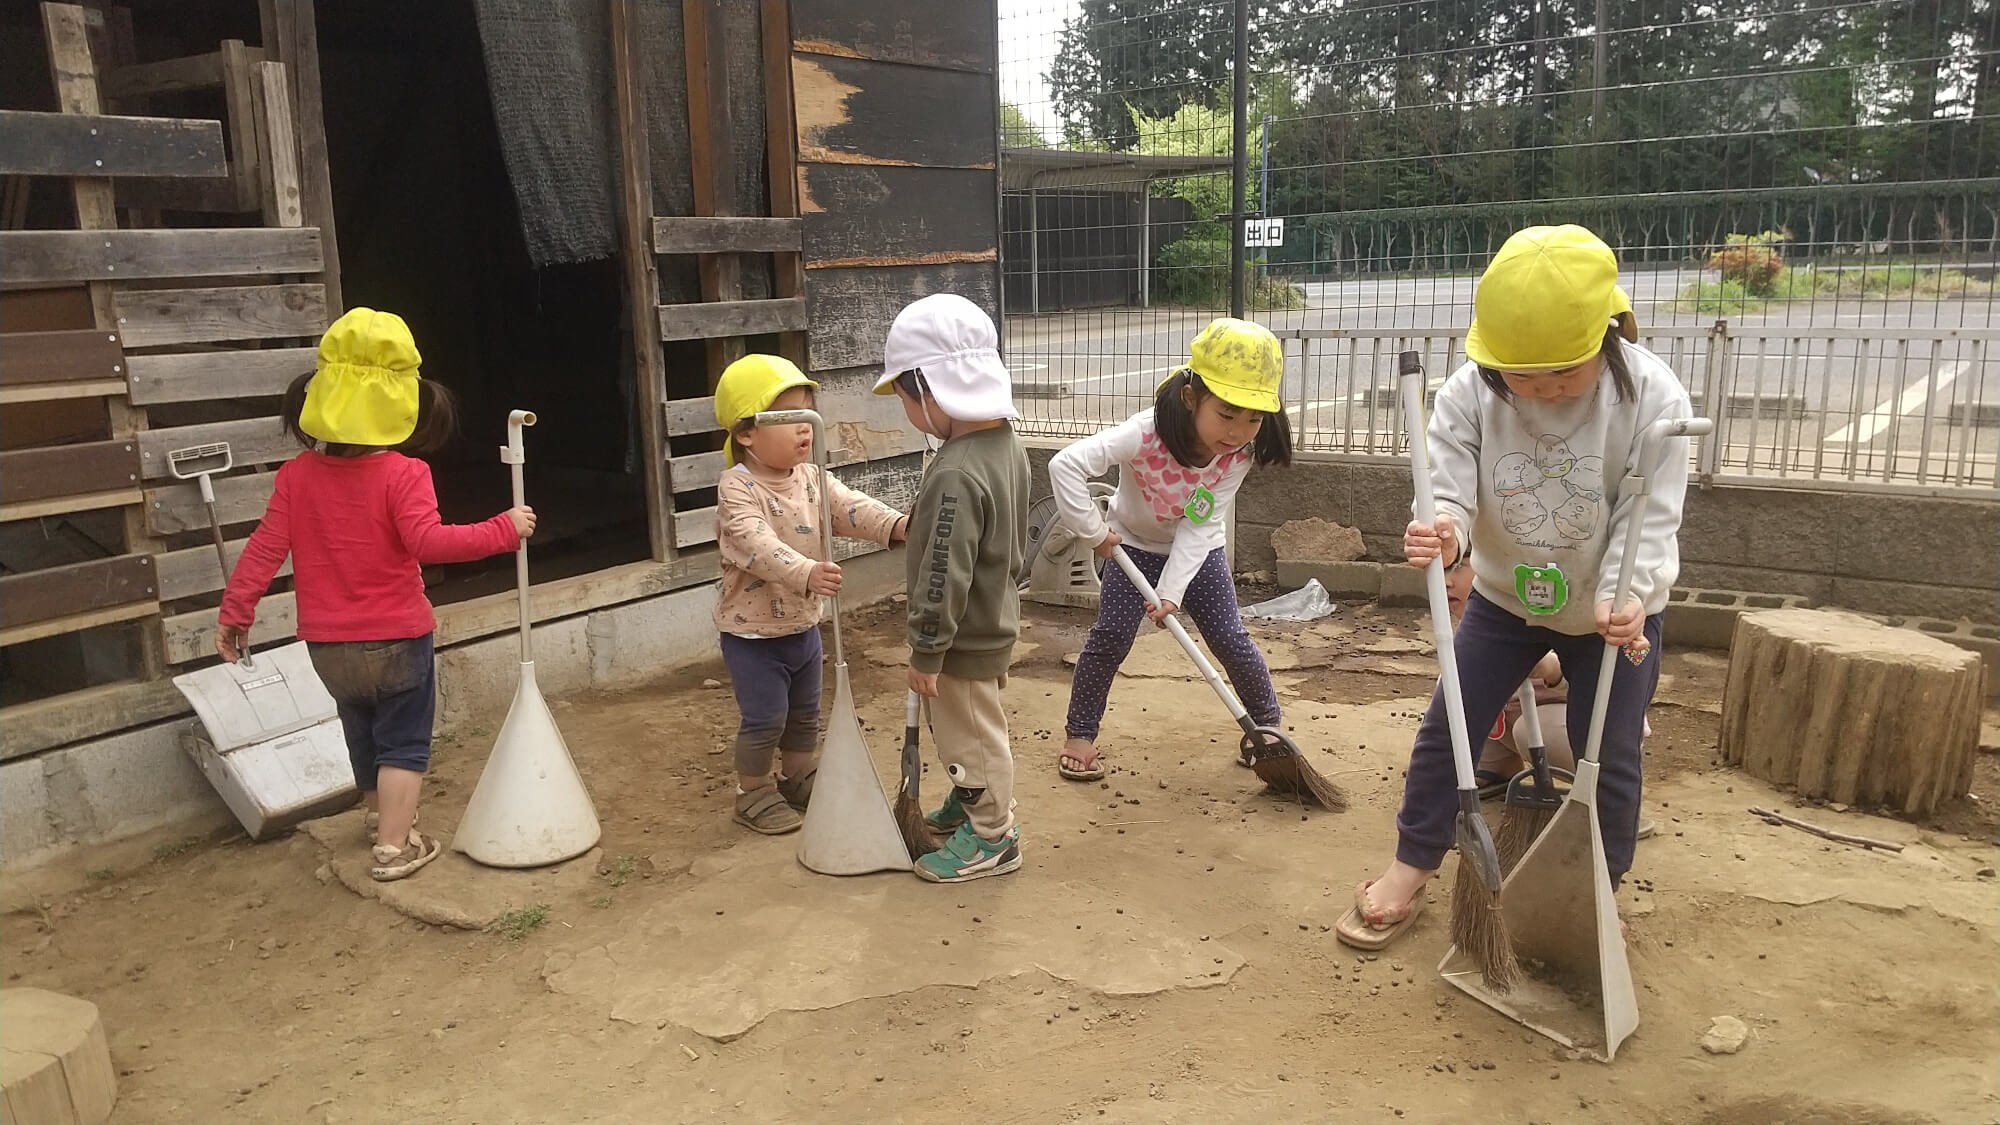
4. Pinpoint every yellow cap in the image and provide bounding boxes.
[1177,317,1283,414]
[301,308,422,446]
[1465,225,1638,372]
[714,354,818,465]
